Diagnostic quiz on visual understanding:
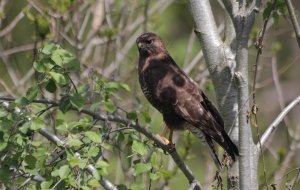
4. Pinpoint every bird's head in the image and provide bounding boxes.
[136,32,167,56]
